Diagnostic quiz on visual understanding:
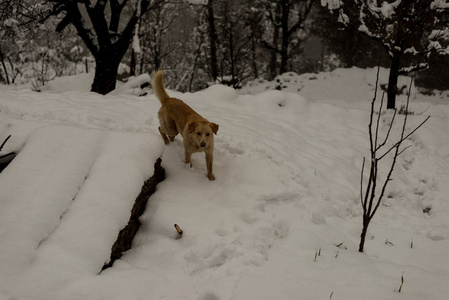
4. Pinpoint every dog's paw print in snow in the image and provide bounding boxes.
[183,192,297,275]
[215,222,238,237]
[426,228,447,241]
[240,209,259,225]
[252,221,289,255]
[184,244,240,274]
[199,292,221,300]
[184,220,290,274]
[217,139,244,156]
